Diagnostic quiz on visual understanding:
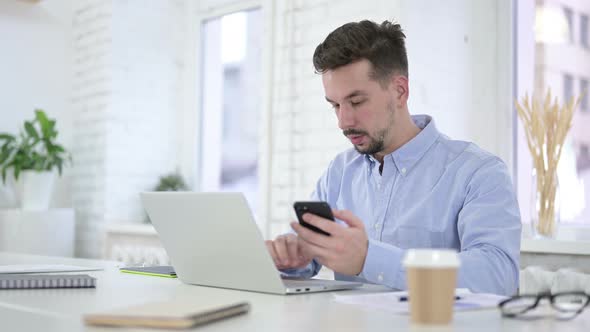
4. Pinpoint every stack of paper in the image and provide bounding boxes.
[333,288,507,314]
